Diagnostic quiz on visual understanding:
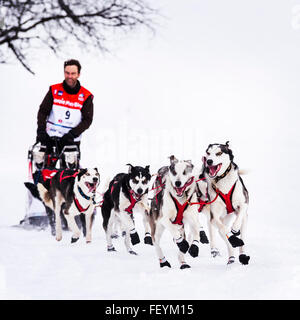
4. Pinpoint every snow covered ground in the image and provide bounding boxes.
[1,0,300,300]
[1,211,300,300]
